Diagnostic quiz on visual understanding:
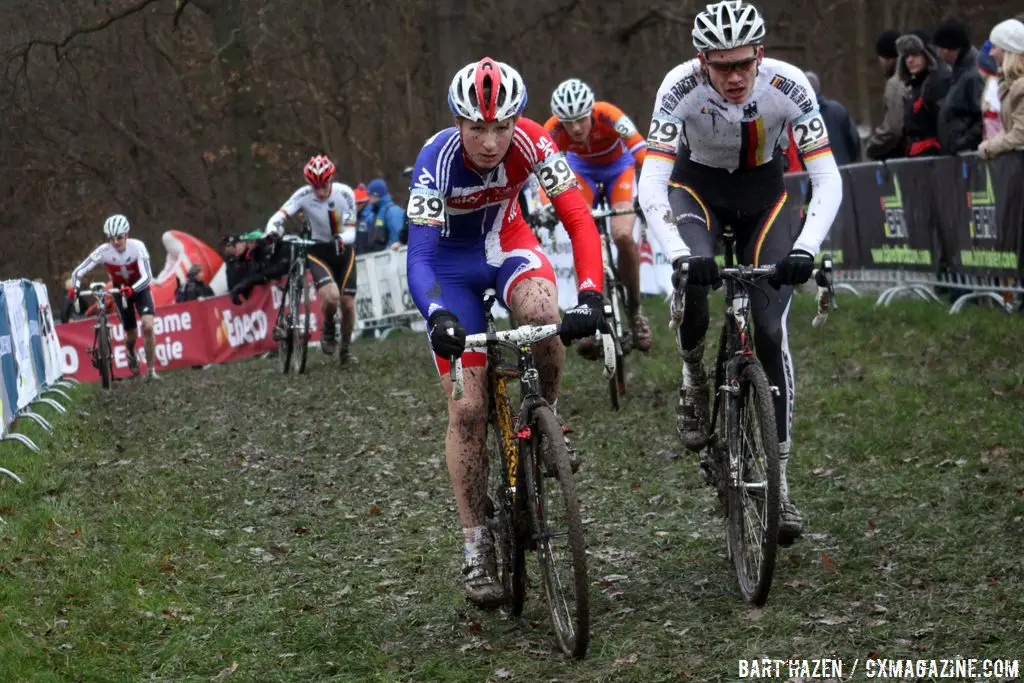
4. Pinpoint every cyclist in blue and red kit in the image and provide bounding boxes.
[406,57,605,608]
